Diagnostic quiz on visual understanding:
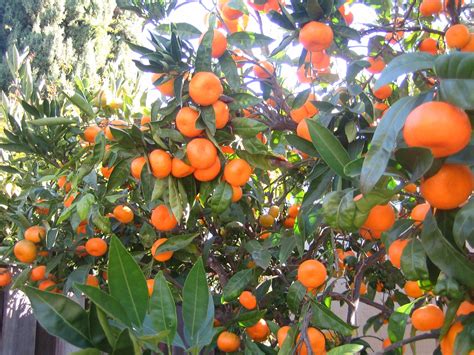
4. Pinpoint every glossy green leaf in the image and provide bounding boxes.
[227,31,274,50]
[200,105,216,135]
[150,271,177,345]
[168,176,184,221]
[219,51,240,90]
[307,120,350,178]
[195,29,212,72]
[421,212,474,289]
[236,309,267,327]
[24,286,92,348]
[360,93,432,194]
[287,281,306,314]
[210,182,233,214]
[182,258,209,347]
[112,329,140,355]
[154,232,199,253]
[327,344,365,355]
[74,283,131,327]
[311,301,355,336]
[394,147,434,182]
[453,200,474,249]
[375,52,435,89]
[222,269,253,302]
[227,93,262,111]
[29,117,76,126]
[400,238,429,281]
[439,79,474,110]
[232,117,267,137]
[77,193,95,221]
[107,159,130,192]
[108,235,148,326]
